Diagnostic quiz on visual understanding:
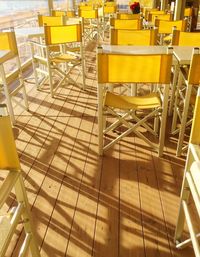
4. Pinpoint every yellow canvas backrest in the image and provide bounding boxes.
[172,30,200,46]
[152,13,172,23]
[188,48,200,85]
[0,109,20,170]
[38,15,65,26]
[116,13,141,19]
[184,7,192,17]
[147,10,165,21]
[79,5,94,11]
[156,20,187,34]
[104,5,117,14]
[110,28,158,45]
[105,2,116,6]
[110,18,142,29]
[51,10,67,16]
[78,9,98,18]
[0,32,18,55]
[98,50,172,83]
[67,10,75,17]
[44,24,82,45]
